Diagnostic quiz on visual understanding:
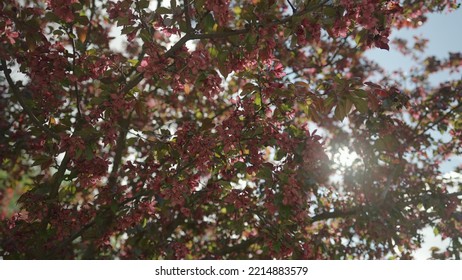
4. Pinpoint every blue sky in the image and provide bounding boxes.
[367,7,462,82]
[367,7,462,175]
[366,7,462,259]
